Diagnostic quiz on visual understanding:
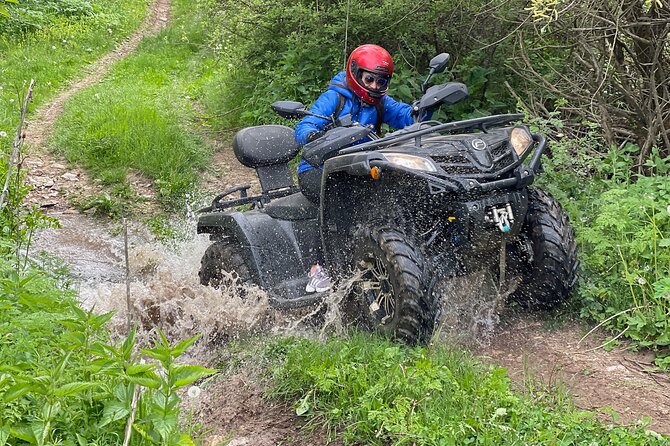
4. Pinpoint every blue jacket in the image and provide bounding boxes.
[295,71,414,174]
